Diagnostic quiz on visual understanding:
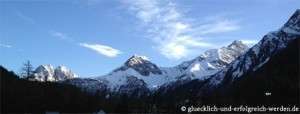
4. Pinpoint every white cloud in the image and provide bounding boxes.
[50,31,68,40]
[159,36,215,59]
[51,31,67,39]
[15,10,35,24]
[79,43,121,57]
[195,20,240,35]
[49,31,121,58]
[0,43,12,48]
[123,0,240,60]
[49,31,76,43]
